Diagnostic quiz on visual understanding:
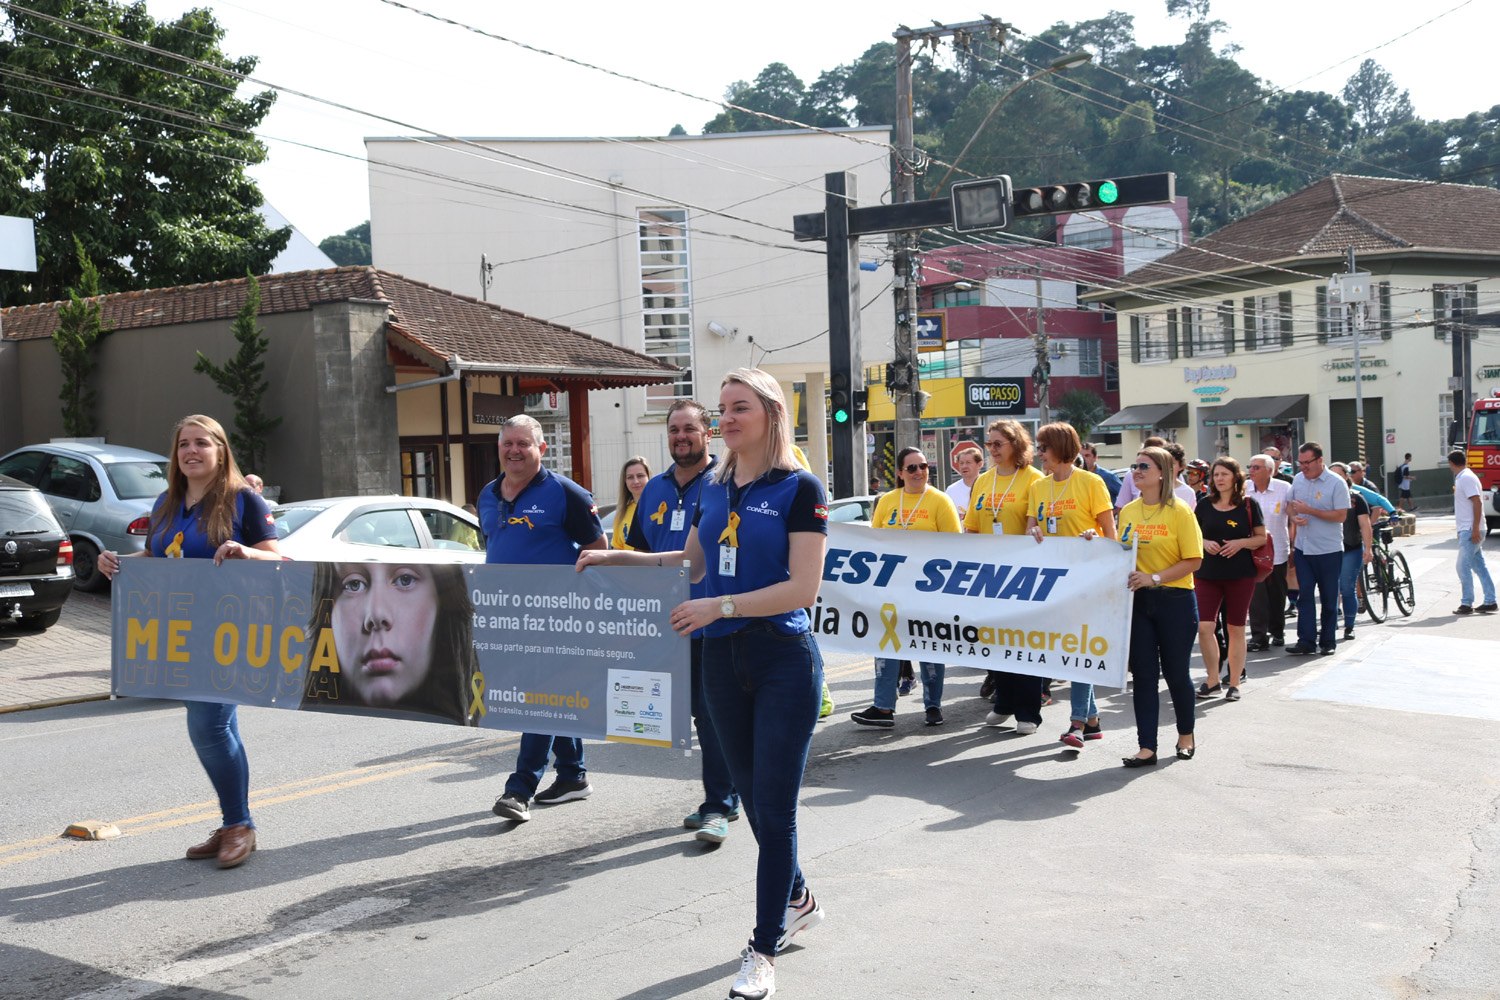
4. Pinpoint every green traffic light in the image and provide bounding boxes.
[1098,180,1119,205]
[834,409,850,424]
